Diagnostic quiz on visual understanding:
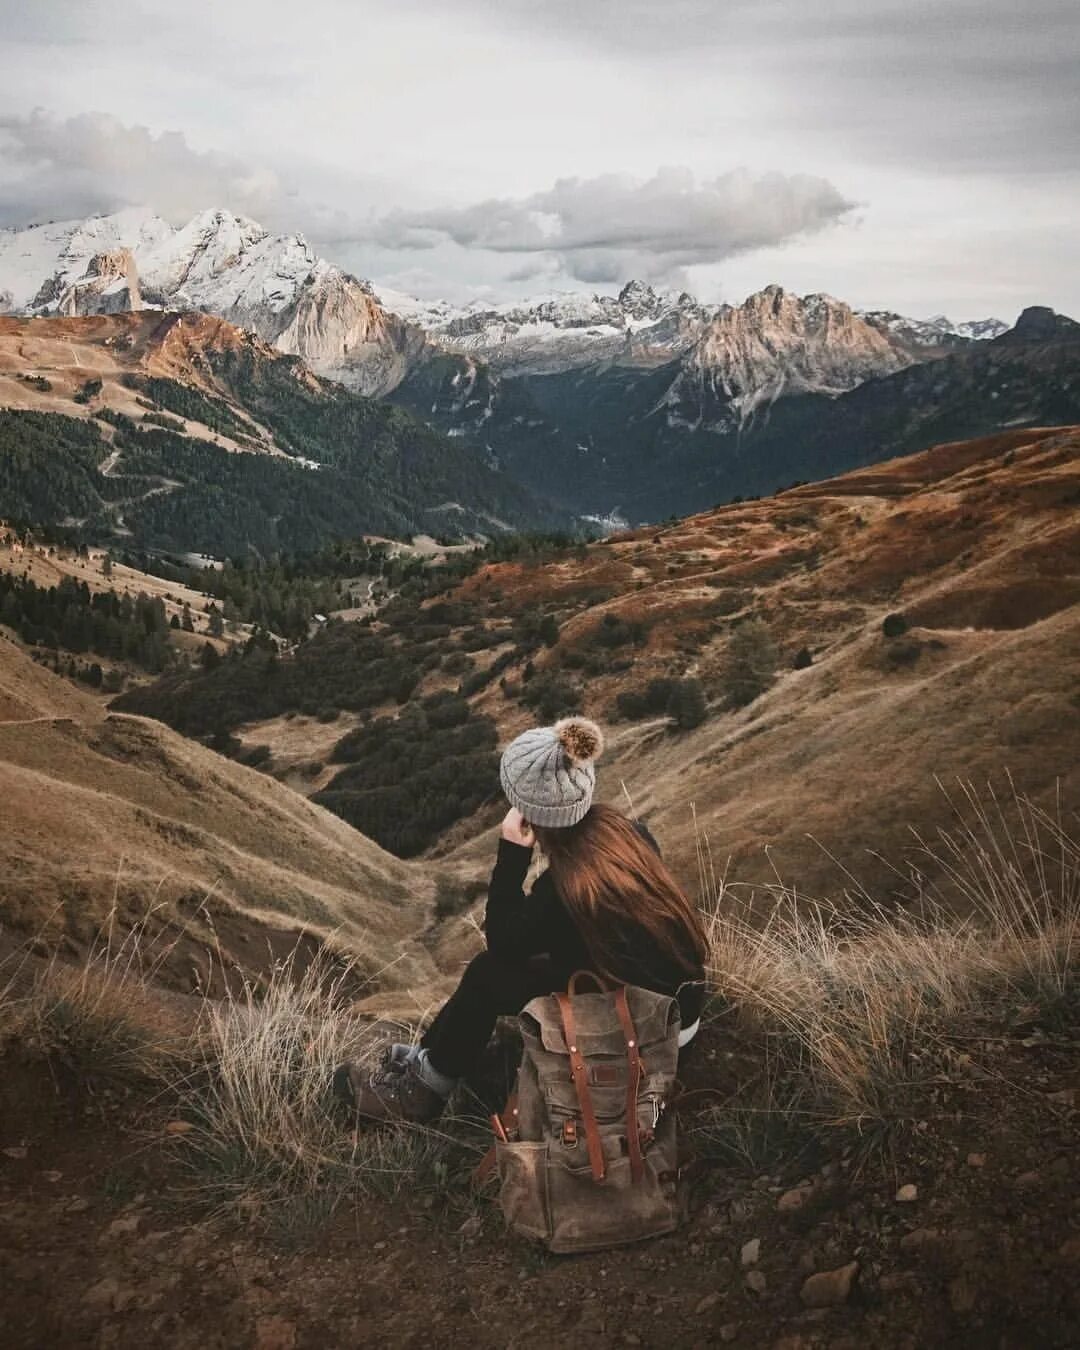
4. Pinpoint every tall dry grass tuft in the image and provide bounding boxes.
[694,782,1080,1147]
[8,901,193,1083]
[170,952,487,1225]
